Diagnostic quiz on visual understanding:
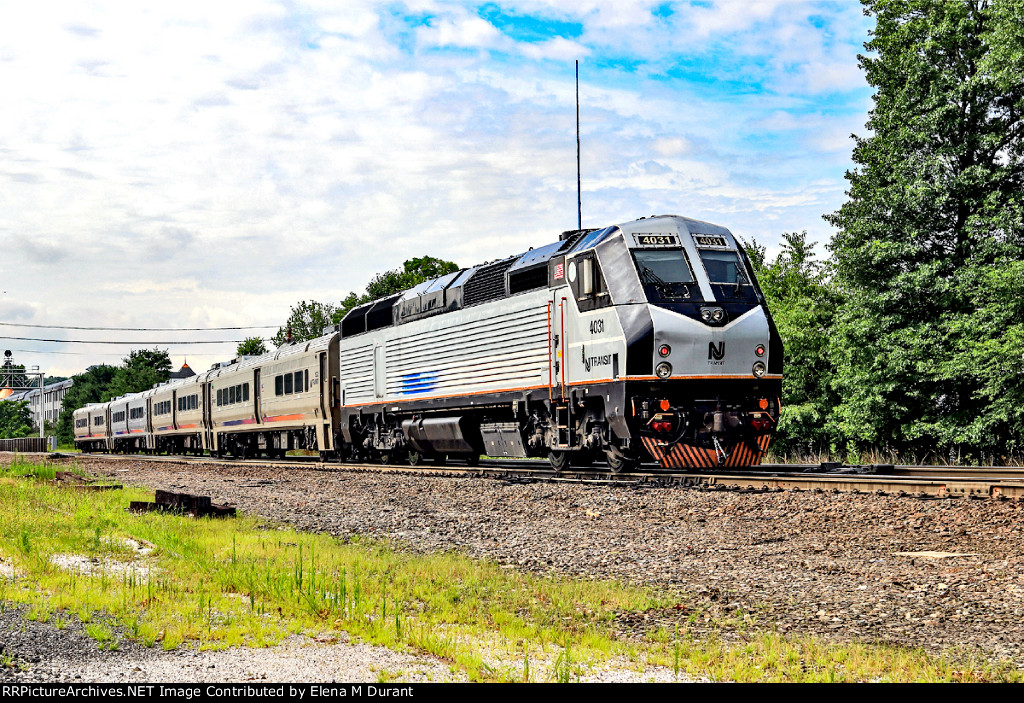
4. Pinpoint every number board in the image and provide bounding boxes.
[633,233,679,247]
[691,234,729,248]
